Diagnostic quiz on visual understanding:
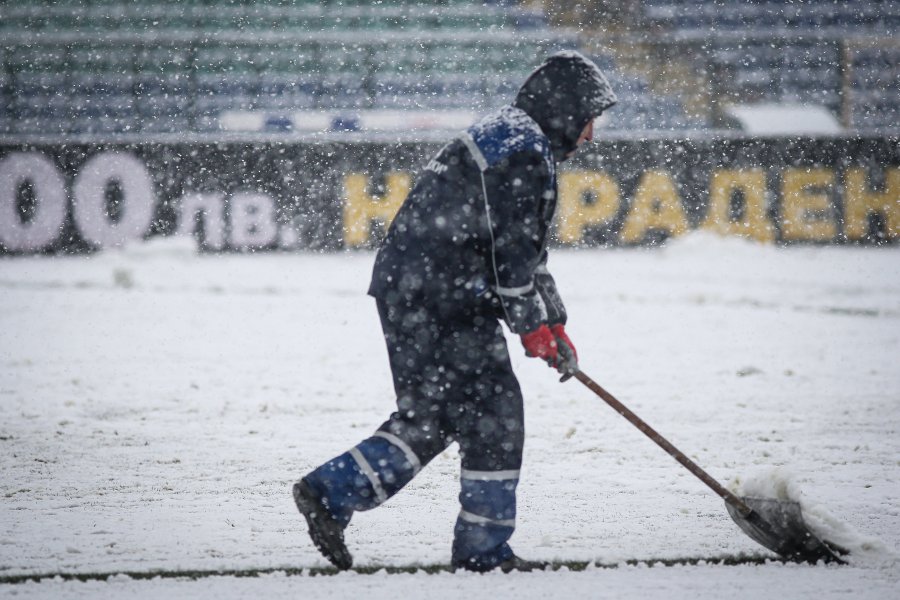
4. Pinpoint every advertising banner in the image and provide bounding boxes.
[0,136,897,255]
